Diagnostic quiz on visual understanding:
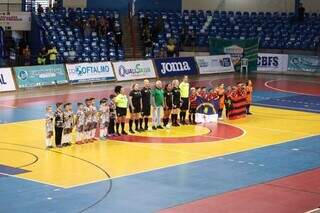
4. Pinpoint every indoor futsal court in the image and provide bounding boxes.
[0,73,320,213]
